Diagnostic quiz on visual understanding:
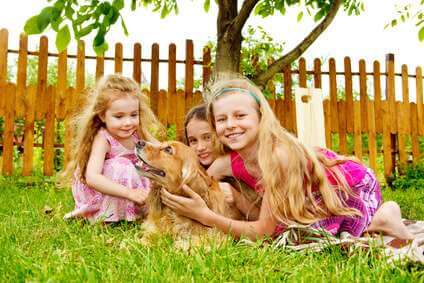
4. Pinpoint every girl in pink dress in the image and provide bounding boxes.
[160,73,414,241]
[62,74,164,223]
